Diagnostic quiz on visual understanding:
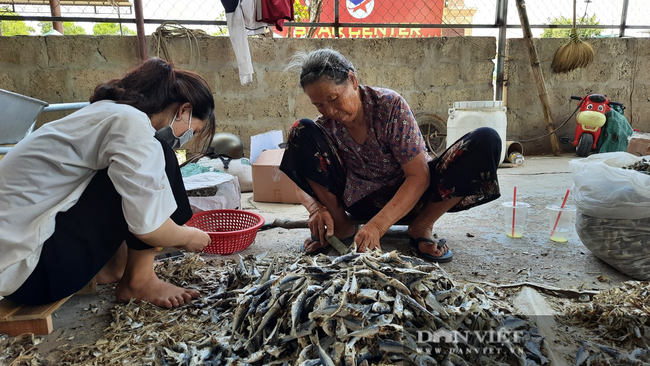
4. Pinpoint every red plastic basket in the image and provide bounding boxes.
[186,209,265,255]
